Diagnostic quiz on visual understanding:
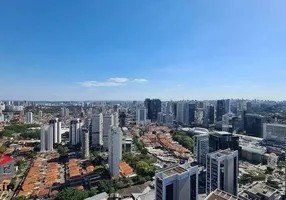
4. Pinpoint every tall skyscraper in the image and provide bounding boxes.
[108,126,122,177]
[246,102,252,113]
[69,119,81,145]
[209,131,239,153]
[176,101,186,124]
[144,98,151,119]
[206,149,238,196]
[194,134,209,166]
[155,163,199,200]
[216,100,226,122]
[172,102,177,119]
[244,114,265,138]
[144,98,162,122]
[188,103,196,125]
[119,111,126,127]
[225,99,231,113]
[25,112,33,124]
[136,108,147,126]
[91,114,103,147]
[103,114,114,149]
[166,101,173,115]
[81,128,90,159]
[40,125,53,152]
[49,118,61,144]
[208,105,215,124]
